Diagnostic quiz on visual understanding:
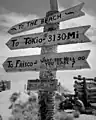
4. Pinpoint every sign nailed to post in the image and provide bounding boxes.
[8,2,85,35]
[27,79,58,91]
[6,25,91,50]
[3,50,90,72]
